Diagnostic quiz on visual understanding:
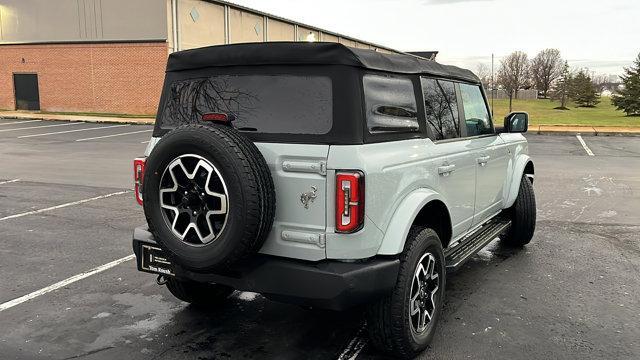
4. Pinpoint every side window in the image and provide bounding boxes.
[363,75,419,133]
[421,78,460,141]
[459,83,493,136]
